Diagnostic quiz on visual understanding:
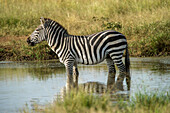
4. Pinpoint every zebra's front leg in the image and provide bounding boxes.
[73,63,79,88]
[106,58,116,90]
[65,61,74,92]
